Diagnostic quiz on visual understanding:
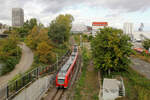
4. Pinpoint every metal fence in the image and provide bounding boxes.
[0,50,71,100]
